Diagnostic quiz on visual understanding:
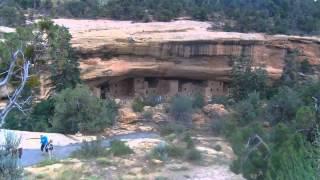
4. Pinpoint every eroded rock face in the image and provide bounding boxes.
[118,108,138,124]
[203,104,228,118]
[54,19,320,83]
